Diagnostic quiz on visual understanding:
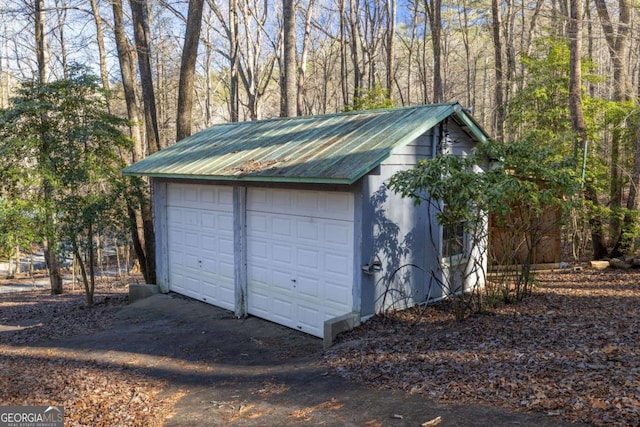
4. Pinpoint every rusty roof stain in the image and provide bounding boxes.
[122,102,489,185]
